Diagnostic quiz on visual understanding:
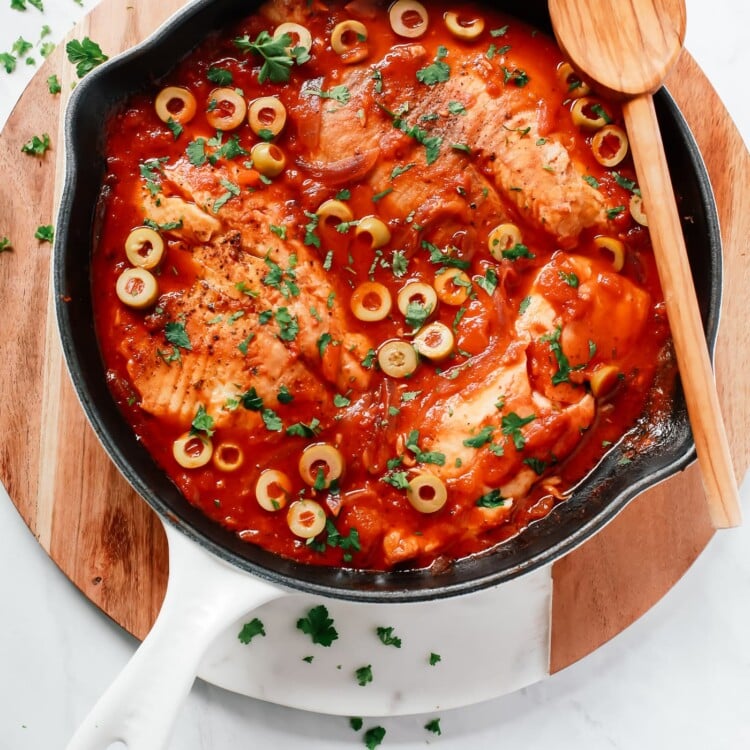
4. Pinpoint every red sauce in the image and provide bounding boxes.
[92,0,673,571]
